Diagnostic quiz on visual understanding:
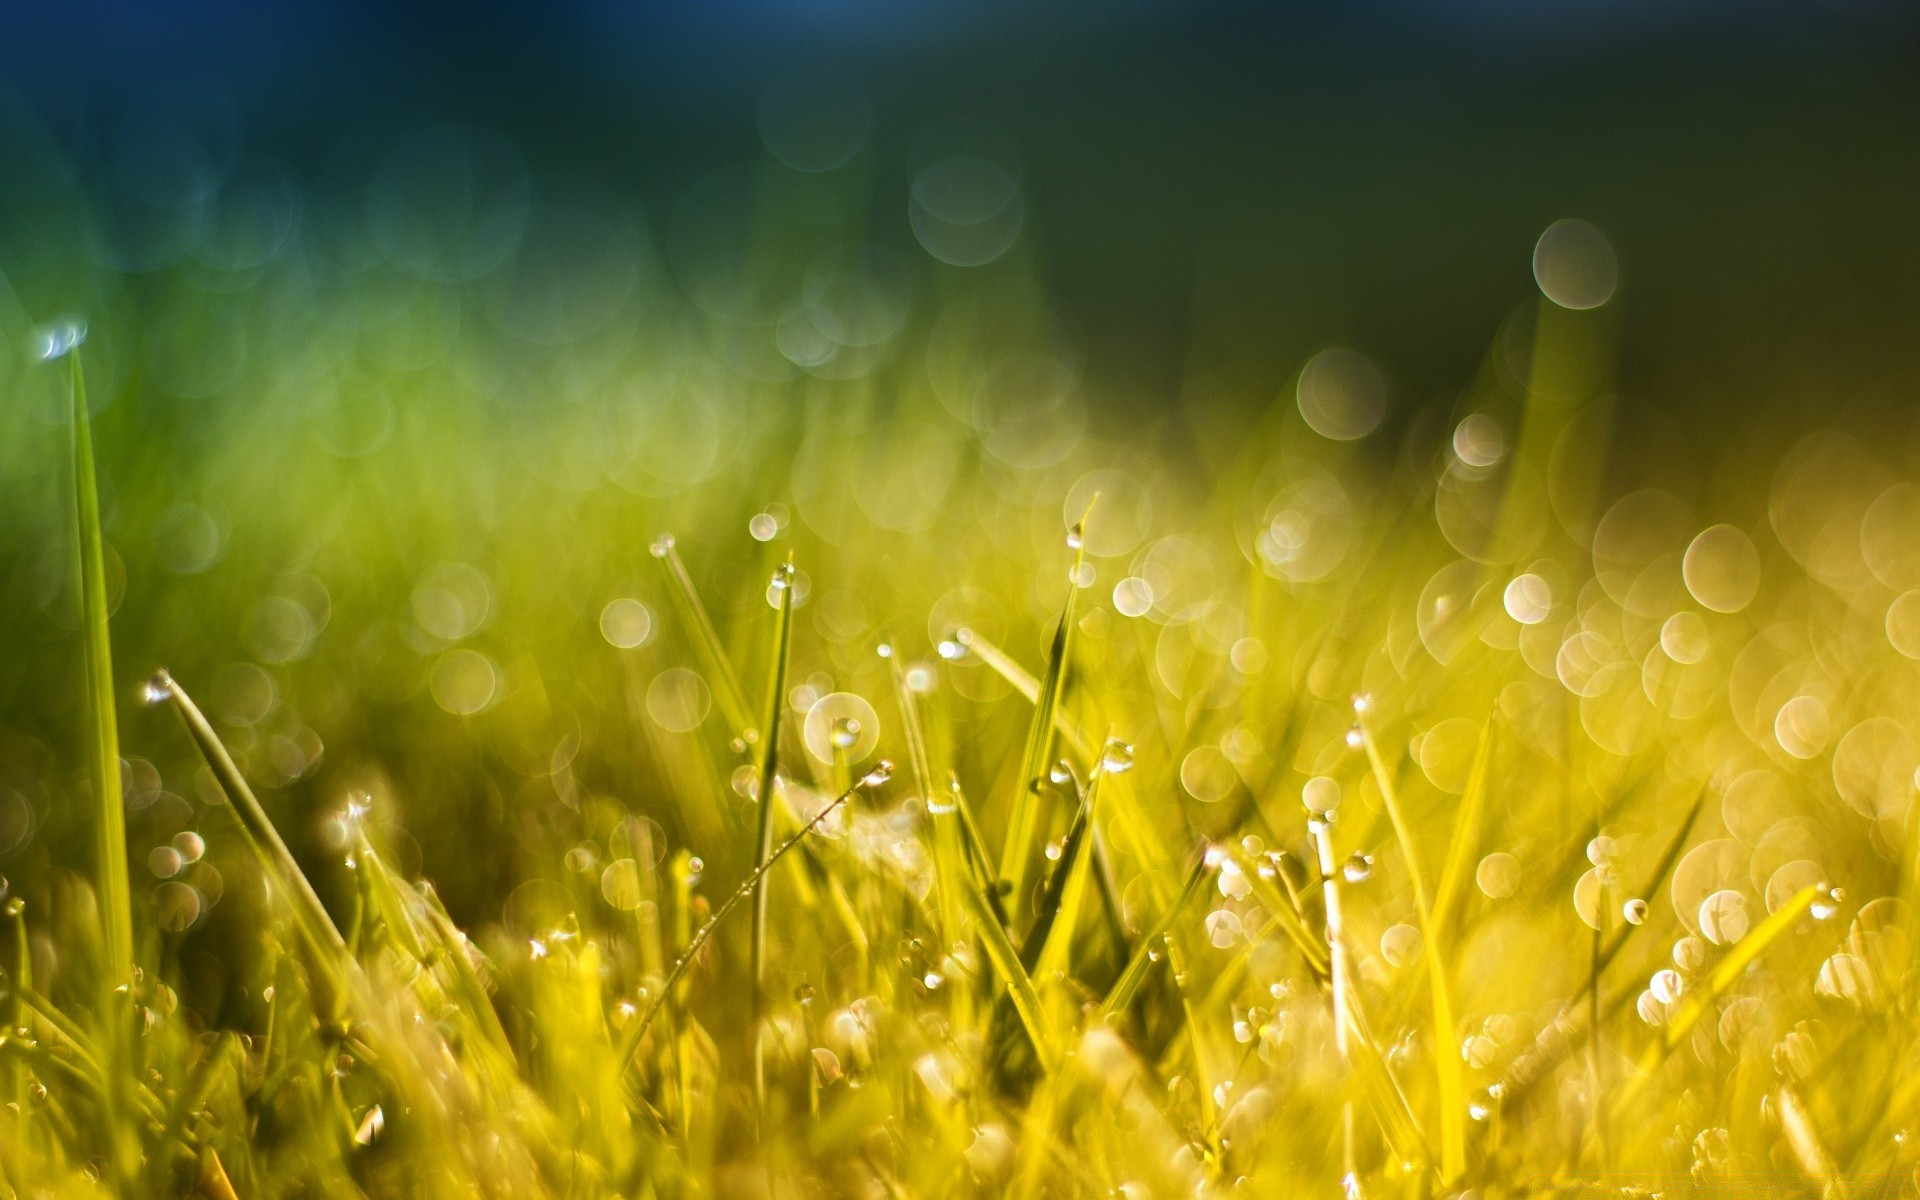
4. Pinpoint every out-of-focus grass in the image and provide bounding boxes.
[3,122,1920,1200]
